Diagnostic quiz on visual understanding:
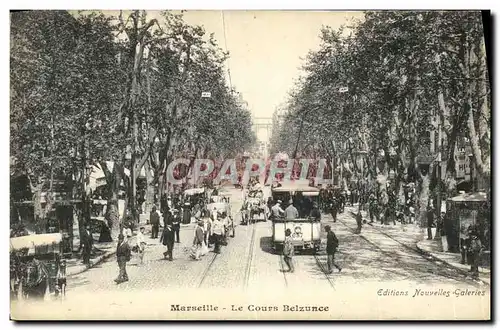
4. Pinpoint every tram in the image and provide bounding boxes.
[270,180,321,253]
